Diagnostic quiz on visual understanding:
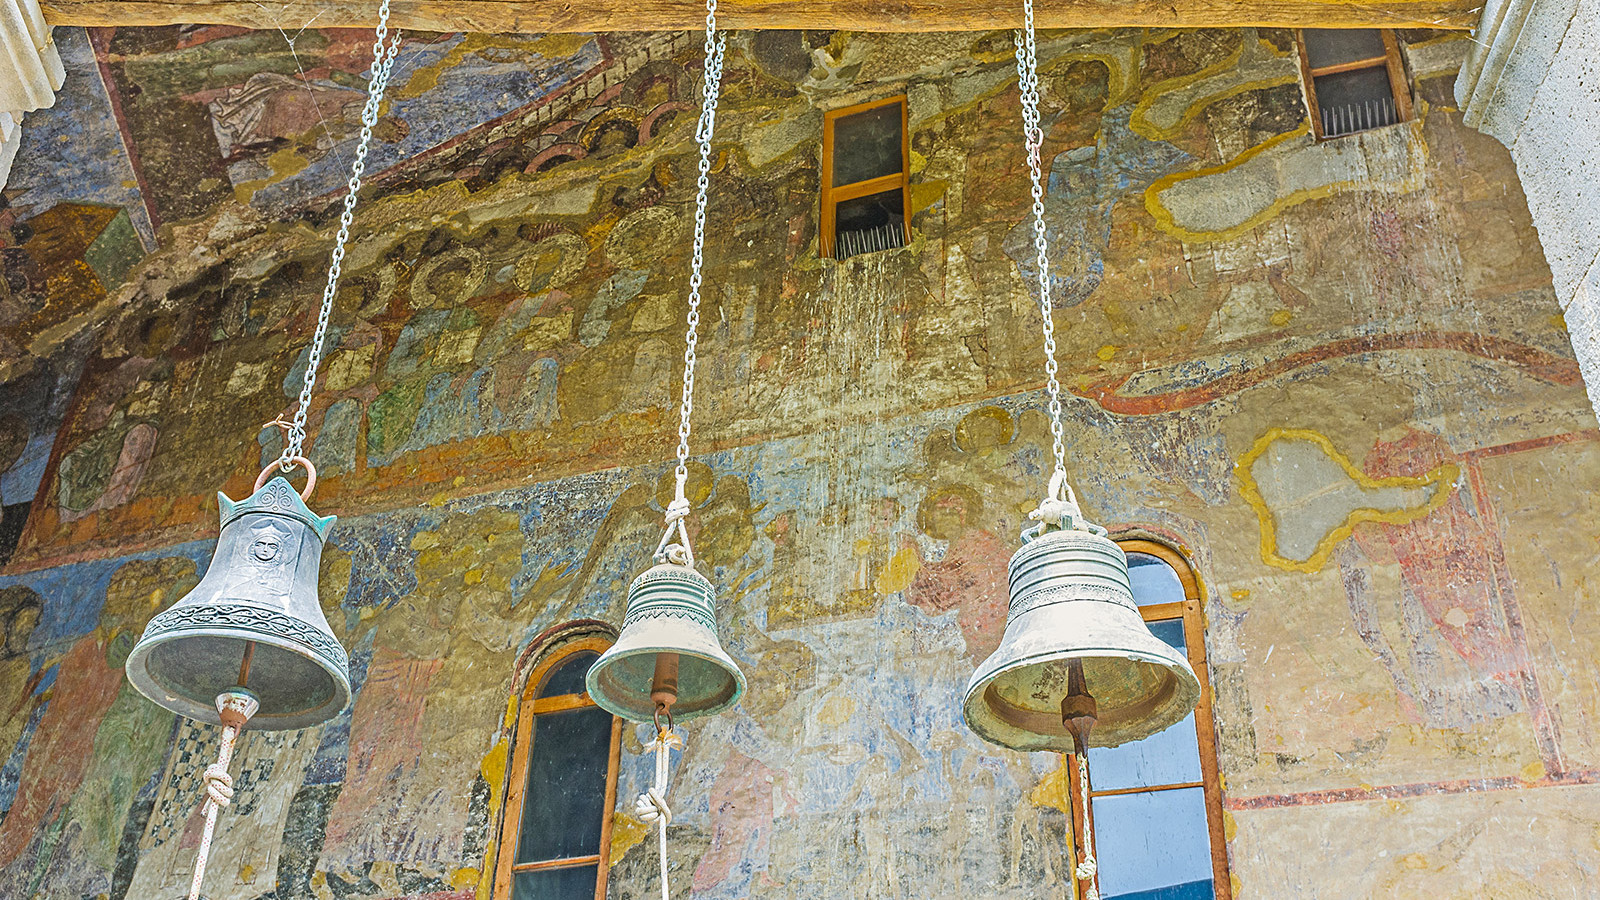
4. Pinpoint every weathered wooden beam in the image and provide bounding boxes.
[42,0,1479,33]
